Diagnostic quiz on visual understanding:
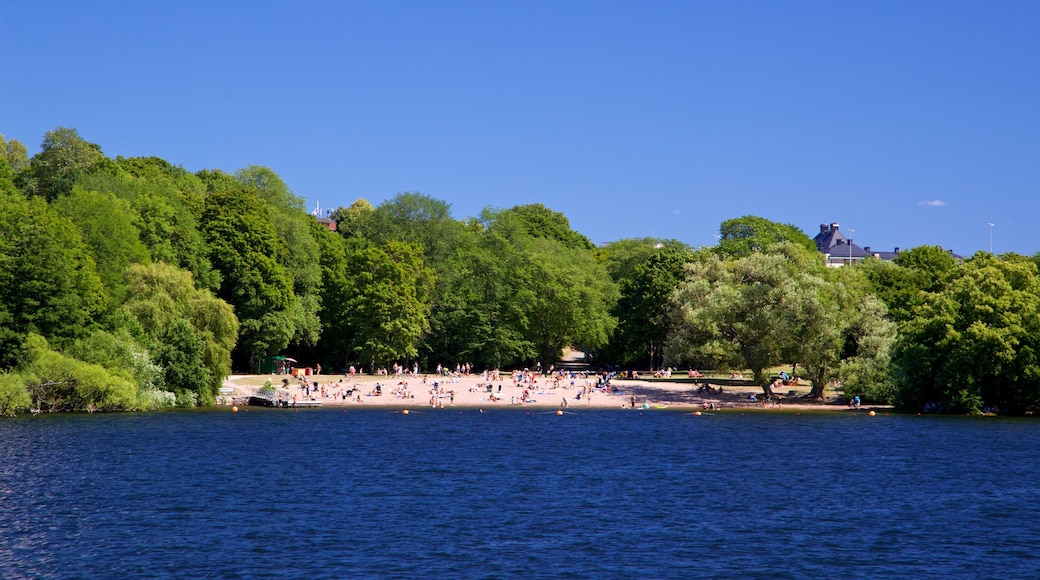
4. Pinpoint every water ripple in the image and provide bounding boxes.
[1,411,1038,578]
